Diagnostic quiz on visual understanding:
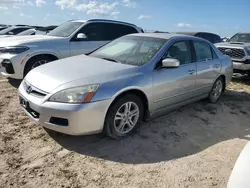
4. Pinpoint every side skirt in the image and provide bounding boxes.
[147,94,208,120]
